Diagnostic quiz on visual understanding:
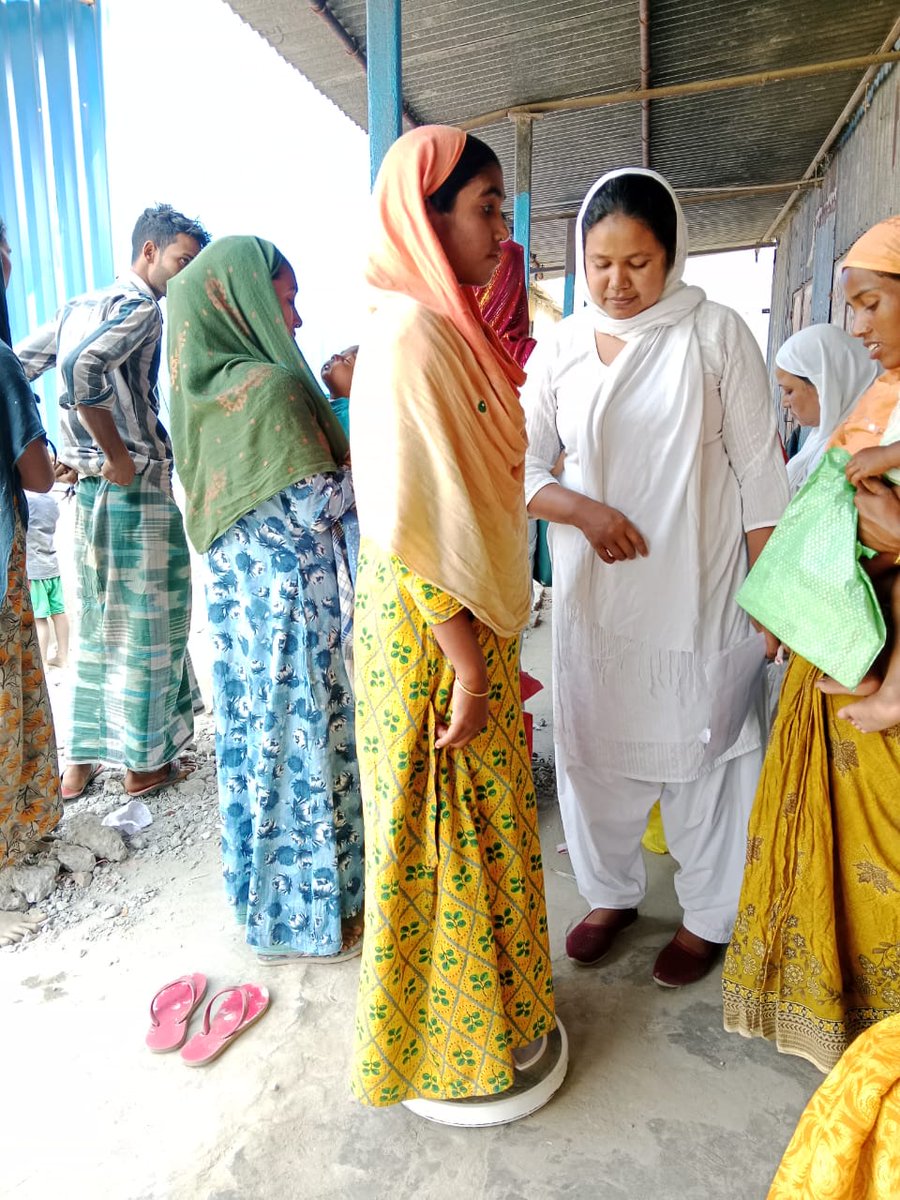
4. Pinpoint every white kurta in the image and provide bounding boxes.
[523,301,790,783]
